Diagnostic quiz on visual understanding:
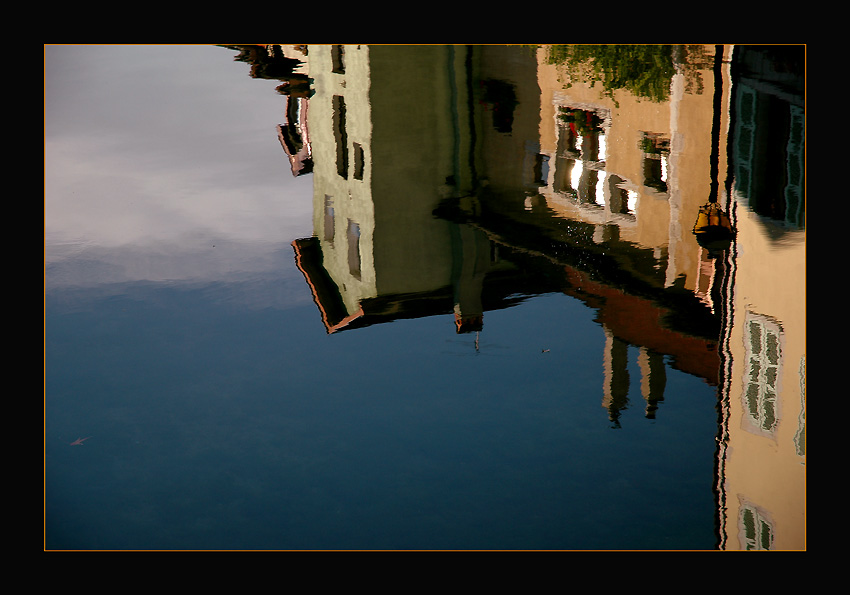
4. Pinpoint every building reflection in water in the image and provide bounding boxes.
[232,44,805,550]
[713,45,805,551]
